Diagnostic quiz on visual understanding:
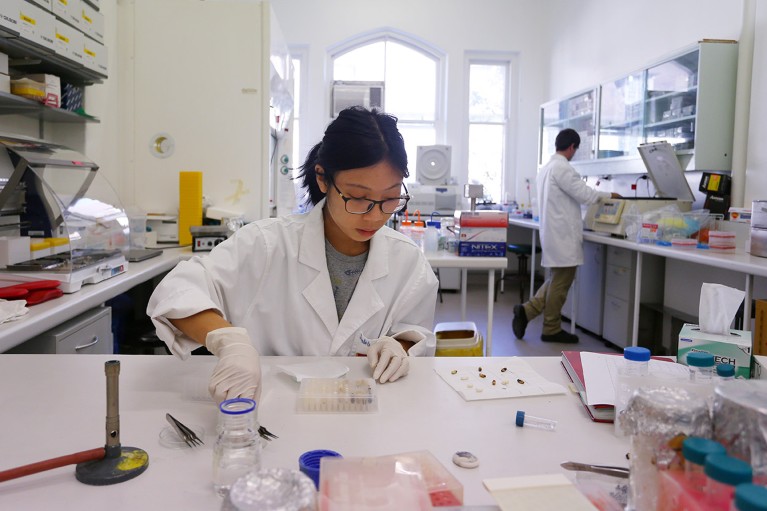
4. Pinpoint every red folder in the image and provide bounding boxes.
[561,351,615,423]
[561,350,676,423]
